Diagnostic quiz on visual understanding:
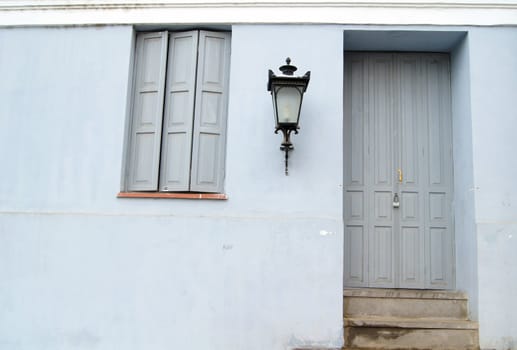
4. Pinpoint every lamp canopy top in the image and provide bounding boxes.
[279,57,297,76]
[267,57,311,92]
